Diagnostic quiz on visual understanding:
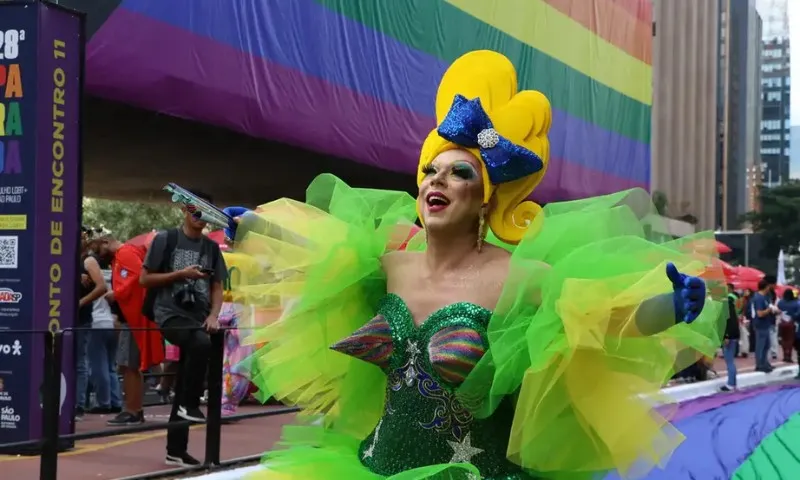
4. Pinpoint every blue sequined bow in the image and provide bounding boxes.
[436,94,543,184]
